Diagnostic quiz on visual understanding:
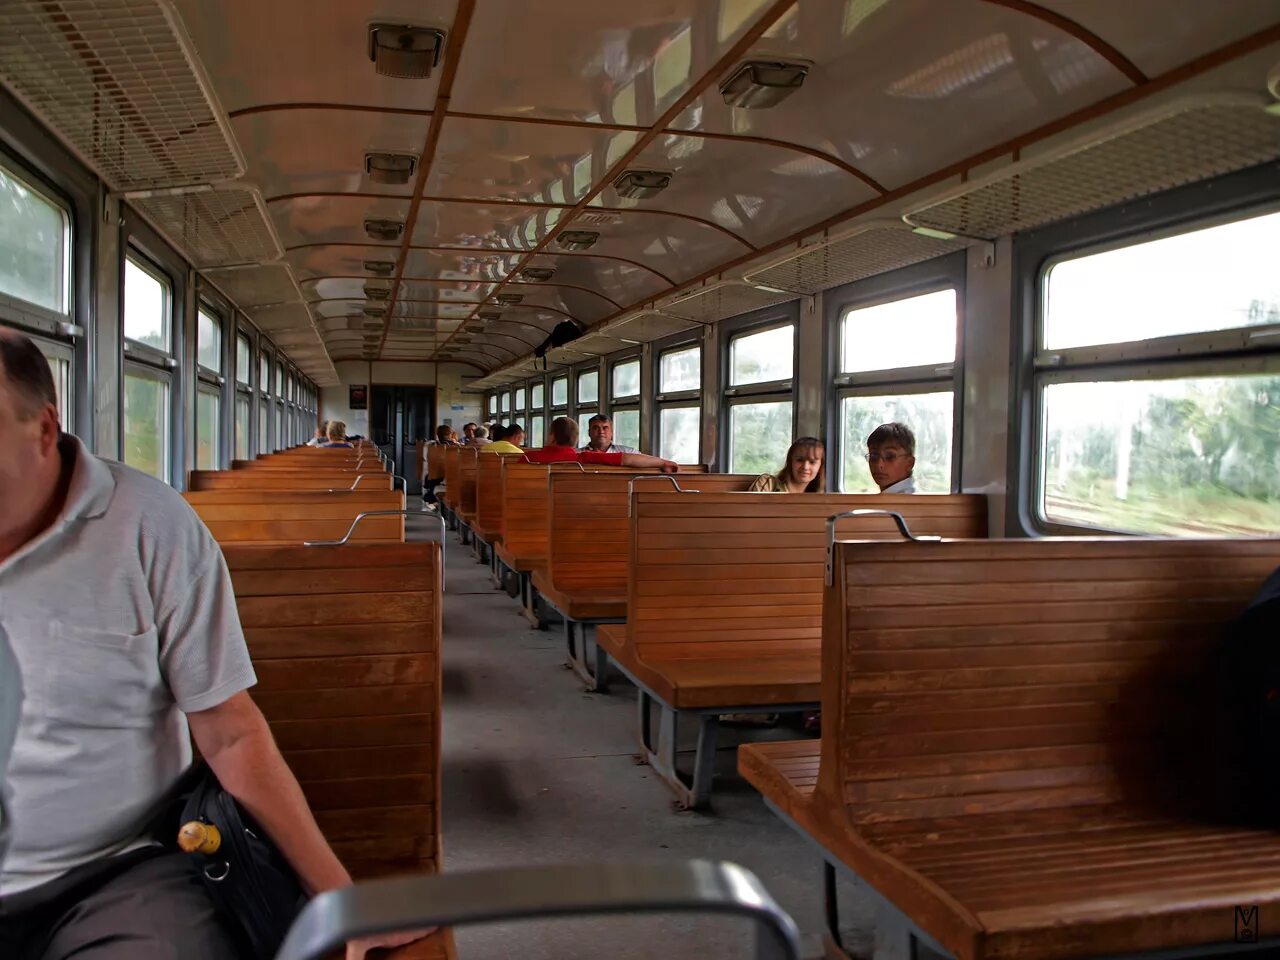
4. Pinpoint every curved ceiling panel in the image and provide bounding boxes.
[449,0,780,124]
[1029,0,1280,76]
[170,0,457,112]
[269,196,411,249]
[234,110,431,199]
[668,0,1131,190]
